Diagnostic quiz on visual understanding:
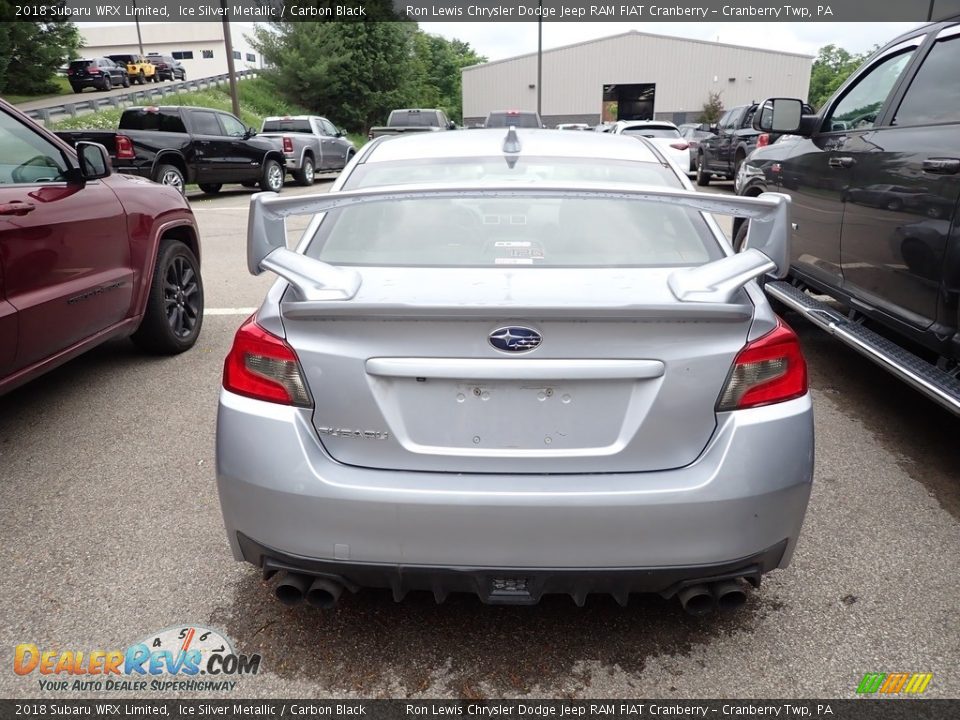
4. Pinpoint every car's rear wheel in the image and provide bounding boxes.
[198,183,222,195]
[292,156,315,186]
[121,75,130,88]
[70,83,82,93]
[733,220,749,252]
[102,76,112,91]
[155,164,186,195]
[261,159,284,193]
[696,156,711,186]
[131,239,203,354]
